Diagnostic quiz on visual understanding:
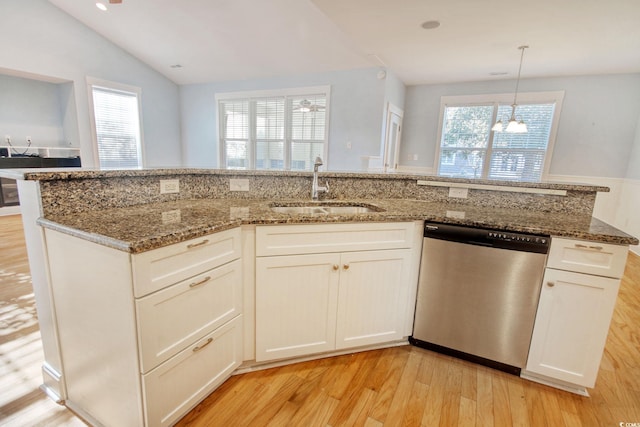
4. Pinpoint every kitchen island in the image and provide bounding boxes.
[2,168,637,426]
